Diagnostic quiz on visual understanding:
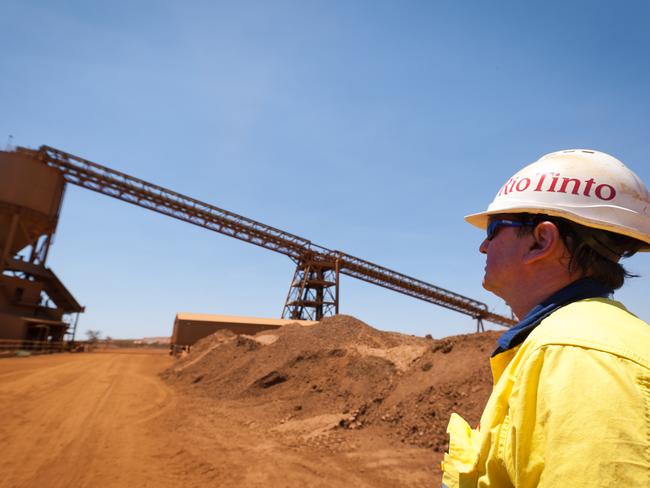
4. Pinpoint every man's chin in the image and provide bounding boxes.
[482,277,503,298]
[482,277,492,292]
